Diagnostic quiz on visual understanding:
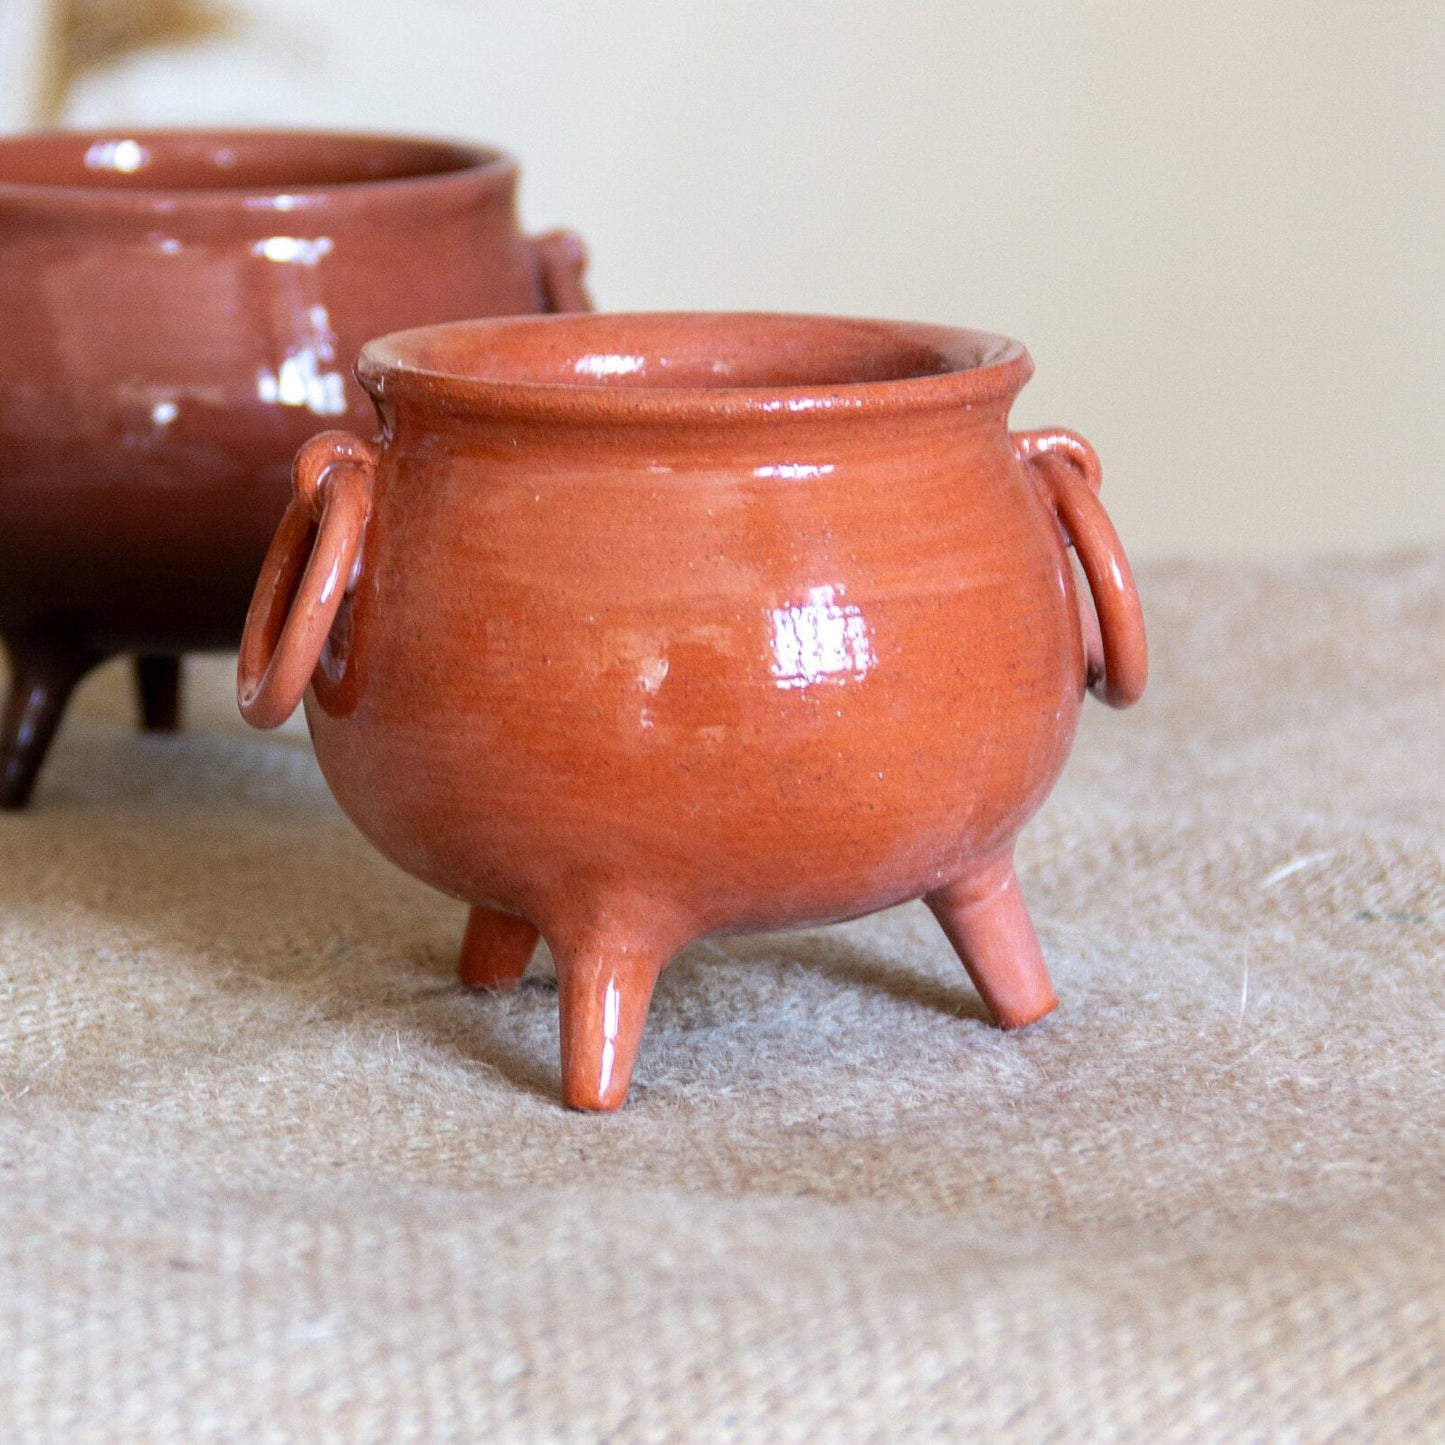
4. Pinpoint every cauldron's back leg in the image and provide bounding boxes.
[926,854,1058,1030]
[456,904,539,990]
[548,909,684,1111]
[134,652,182,732]
[0,630,103,809]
